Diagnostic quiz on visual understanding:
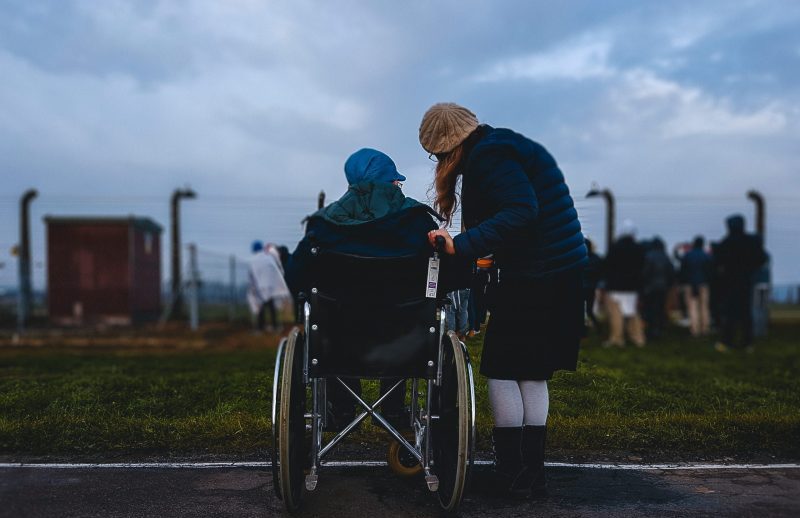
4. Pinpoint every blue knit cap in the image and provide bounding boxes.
[344,148,406,185]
